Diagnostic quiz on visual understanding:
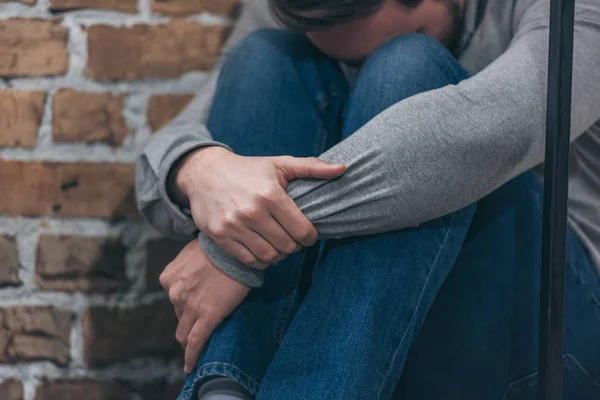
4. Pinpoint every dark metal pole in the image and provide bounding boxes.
[538,0,576,399]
